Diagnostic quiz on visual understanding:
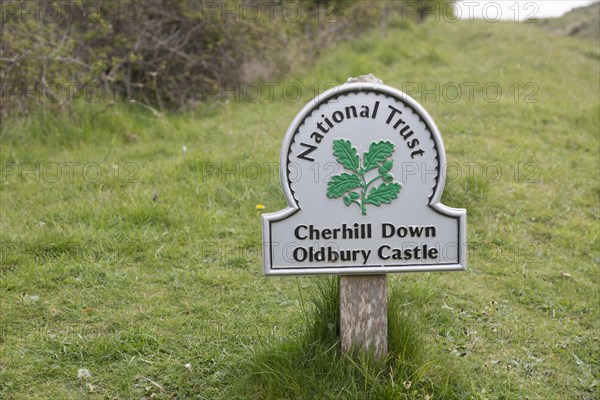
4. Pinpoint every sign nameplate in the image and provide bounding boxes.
[263,82,466,275]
